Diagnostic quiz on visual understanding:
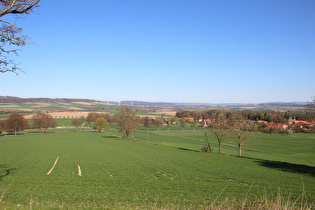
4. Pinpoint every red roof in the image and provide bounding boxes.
[266,123,288,129]
[289,120,313,127]
[257,120,268,124]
